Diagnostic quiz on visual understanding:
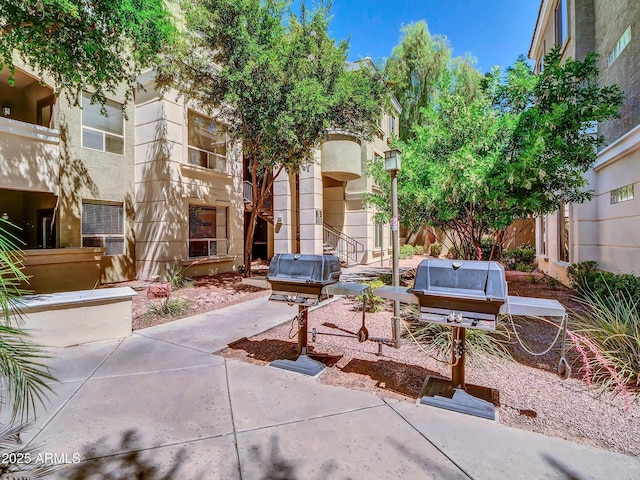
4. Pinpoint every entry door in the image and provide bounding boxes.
[37,209,56,248]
